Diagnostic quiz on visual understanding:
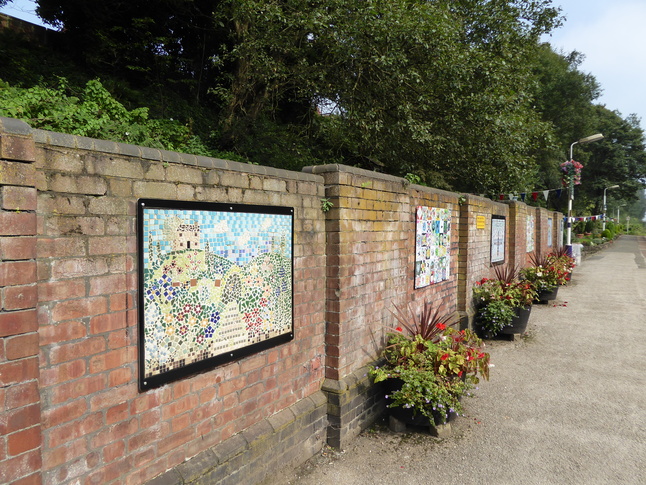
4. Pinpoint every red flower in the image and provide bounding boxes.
[437,323,446,331]
[441,353,449,361]
[396,326,403,332]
